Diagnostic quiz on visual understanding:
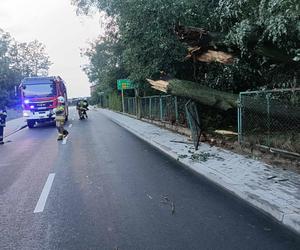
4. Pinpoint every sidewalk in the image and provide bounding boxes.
[4,117,27,138]
[6,108,22,121]
[100,109,300,234]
